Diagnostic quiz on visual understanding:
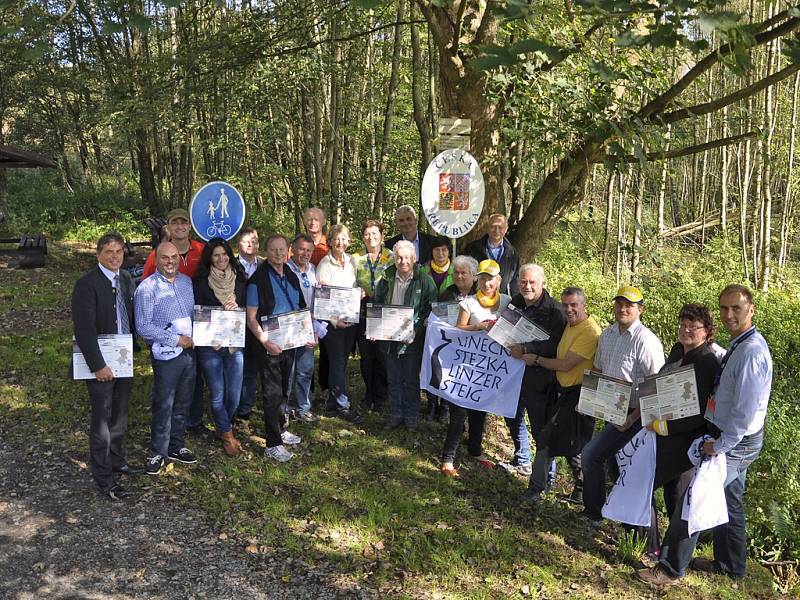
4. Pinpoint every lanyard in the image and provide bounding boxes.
[486,240,503,262]
[365,254,381,290]
[714,327,756,389]
[273,271,298,311]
